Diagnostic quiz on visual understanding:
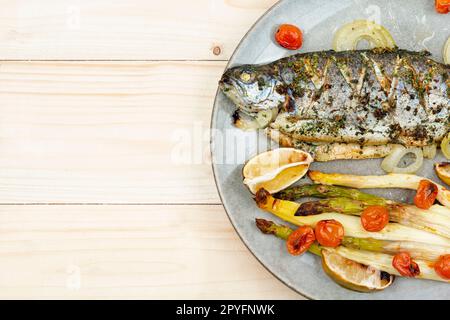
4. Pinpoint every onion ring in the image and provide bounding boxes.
[333,20,396,52]
[381,145,423,173]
